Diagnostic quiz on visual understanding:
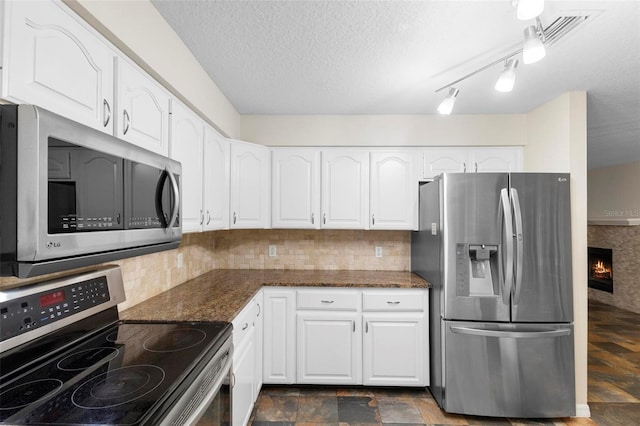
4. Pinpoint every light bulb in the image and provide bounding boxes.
[515,0,544,21]
[437,88,459,115]
[495,58,519,92]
